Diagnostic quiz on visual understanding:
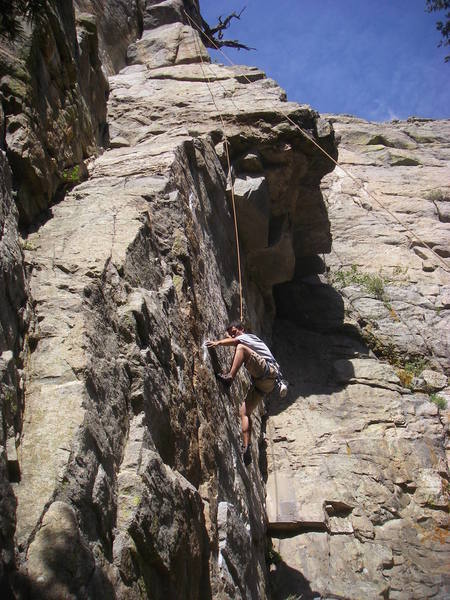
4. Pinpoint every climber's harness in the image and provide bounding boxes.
[245,350,288,398]
[265,358,281,379]
[254,358,287,398]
